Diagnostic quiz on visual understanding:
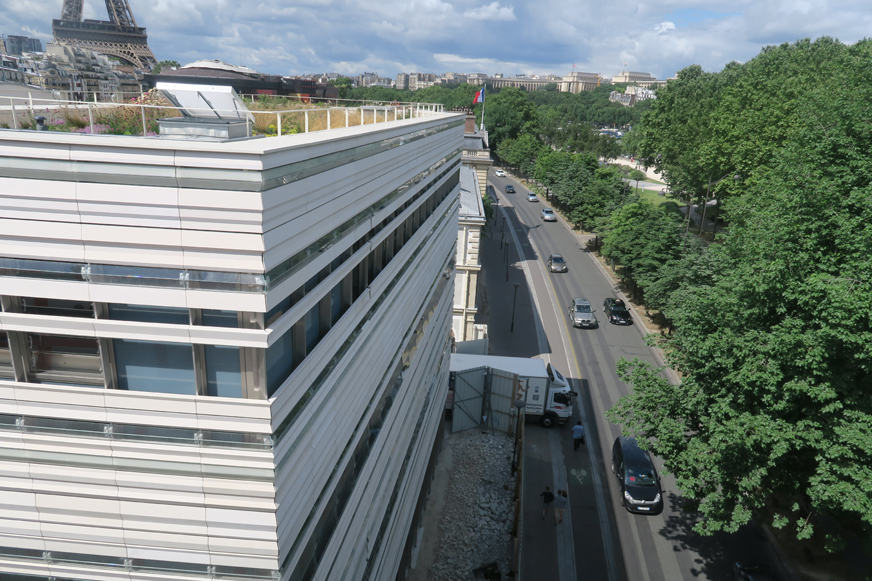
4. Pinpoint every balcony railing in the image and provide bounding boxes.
[0,92,447,138]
